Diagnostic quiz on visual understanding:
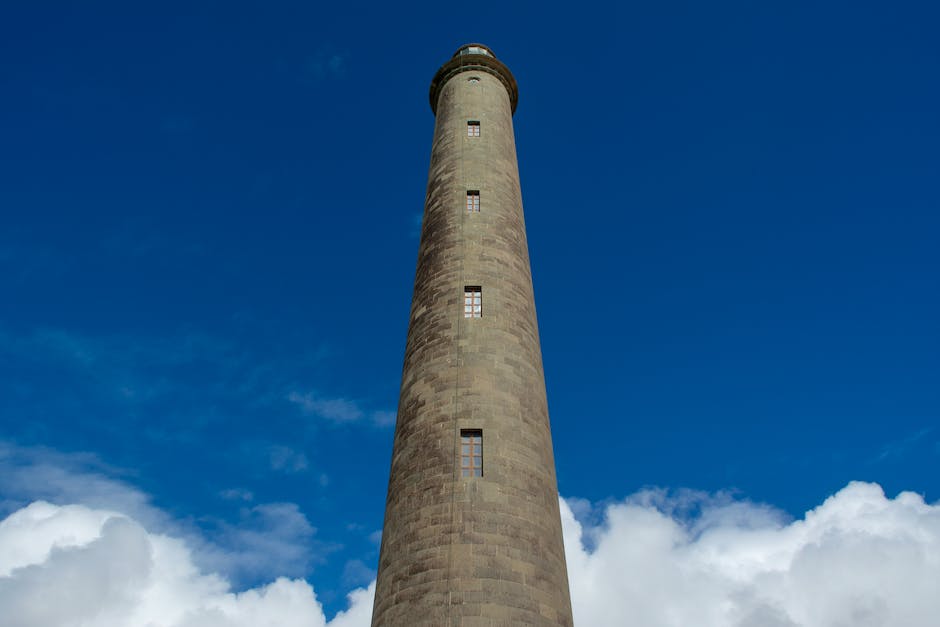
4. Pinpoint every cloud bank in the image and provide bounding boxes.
[0,501,372,627]
[1,482,938,627]
[564,481,940,627]
[0,443,325,586]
